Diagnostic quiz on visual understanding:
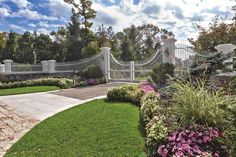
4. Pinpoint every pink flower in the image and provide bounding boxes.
[203,136,210,143]
[157,145,168,157]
